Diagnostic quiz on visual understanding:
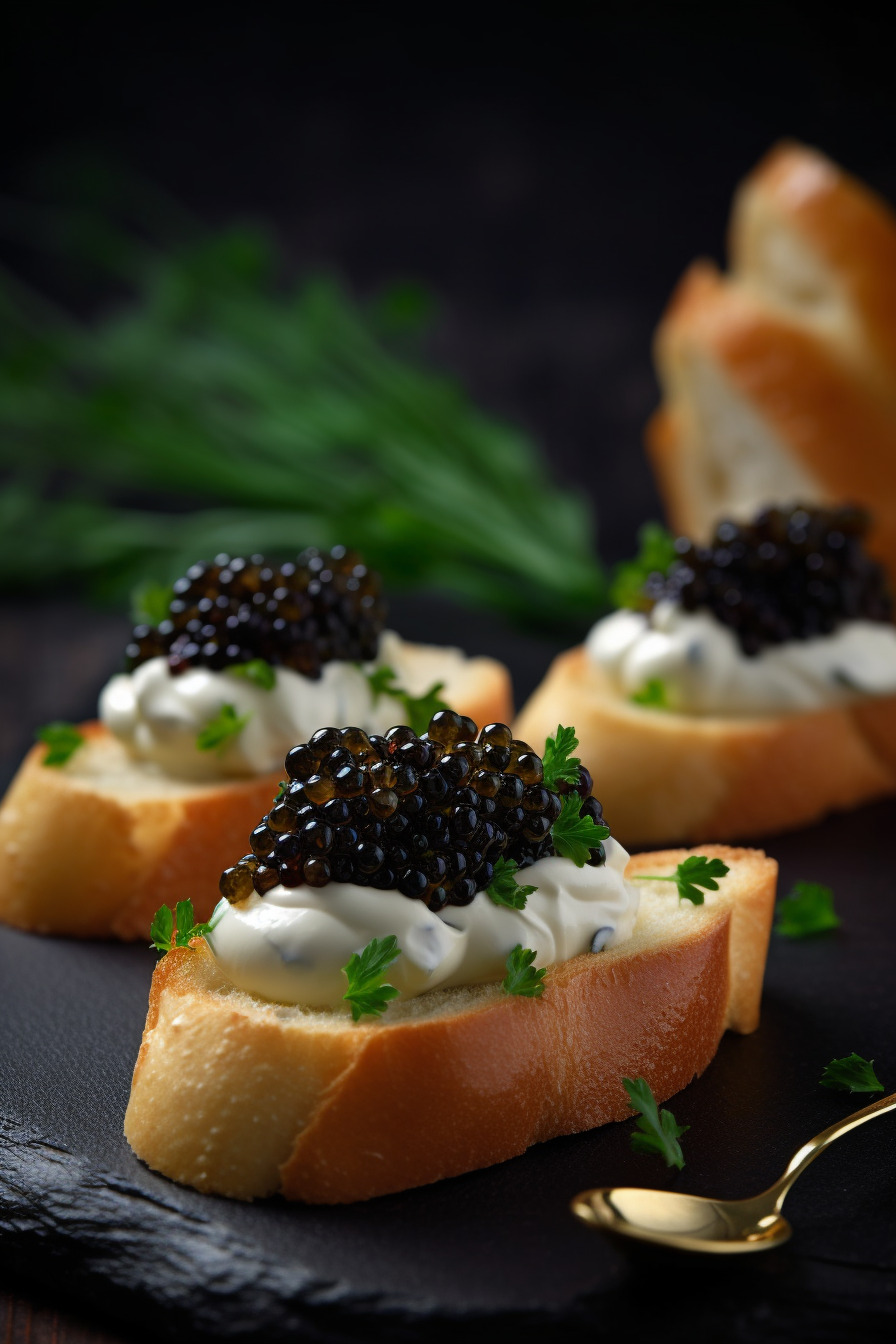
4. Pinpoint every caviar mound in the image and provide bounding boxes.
[219,712,606,911]
[646,504,892,656]
[127,547,387,679]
